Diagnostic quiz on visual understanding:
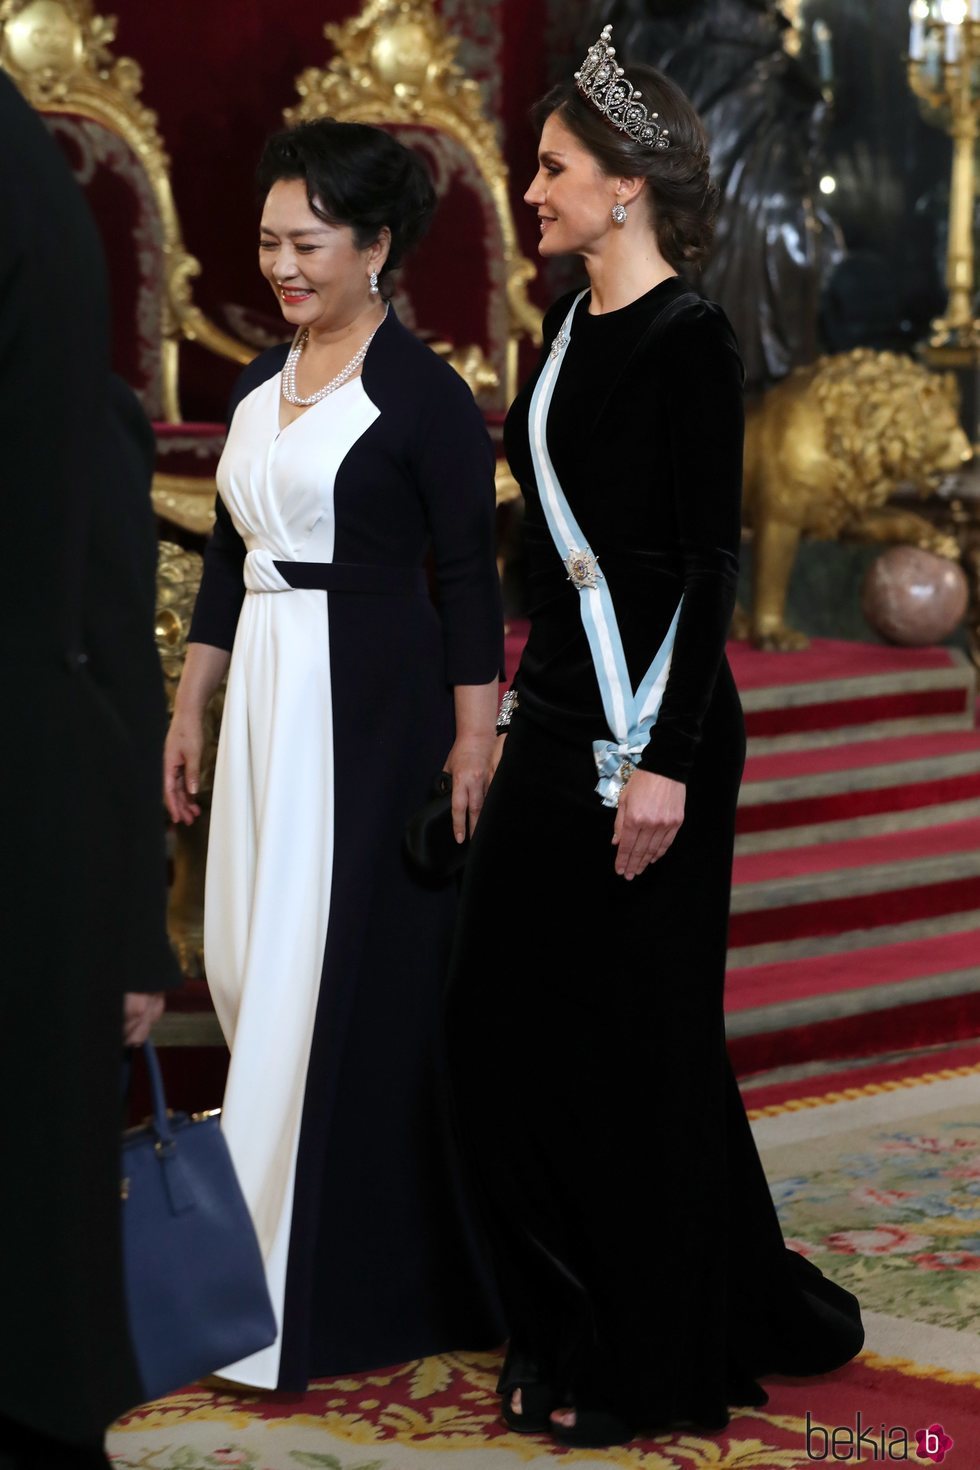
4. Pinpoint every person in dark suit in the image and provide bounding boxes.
[0,73,179,1468]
